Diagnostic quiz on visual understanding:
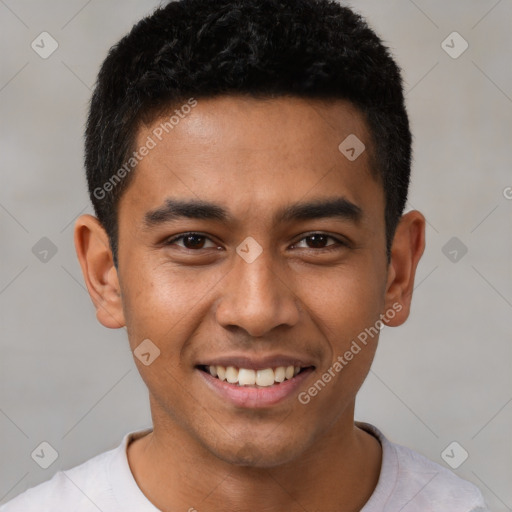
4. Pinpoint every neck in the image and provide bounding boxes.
[127,402,381,512]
